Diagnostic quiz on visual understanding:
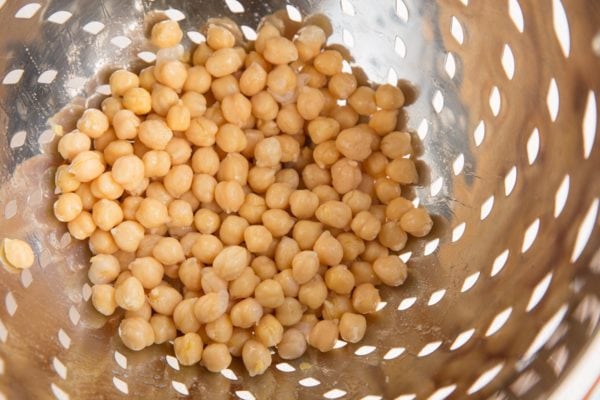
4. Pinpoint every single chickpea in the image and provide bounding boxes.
[206,24,236,49]
[348,86,377,116]
[262,209,295,237]
[205,314,233,343]
[255,314,284,347]
[301,65,327,88]
[385,197,413,221]
[351,283,381,314]
[313,185,340,205]
[151,19,183,48]
[194,290,229,324]
[202,343,232,373]
[68,211,96,240]
[328,72,357,99]
[312,140,339,168]
[53,192,83,222]
[375,84,405,109]
[274,269,299,298]
[190,174,216,204]
[218,214,248,246]
[166,200,193,228]
[101,97,123,123]
[267,64,297,96]
[211,74,239,101]
[322,294,353,320]
[212,245,248,281]
[337,232,365,262]
[174,332,203,366]
[191,209,219,235]
[276,134,301,162]
[264,183,292,210]
[386,158,419,185]
[75,183,96,210]
[185,118,217,148]
[151,83,179,116]
[274,168,299,188]
[350,261,380,285]
[298,275,328,309]
[69,150,106,182]
[91,199,123,231]
[180,92,207,119]
[165,103,191,132]
[183,66,212,96]
[339,312,367,343]
[110,69,139,97]
[154,59,188,91]
[254,137,282,167]
[141,150,170,178]
[287,190,318,219]
[297,86,325,120]
[110,155,145,193]
[374,177,402,204]
[119,317,155,351]
[315,201,352,229]
[91,284,117,316]
[199,267,227,294]
[146,181,174,205]
[276,103,304,135]
[378,221,408,251]
[399,207,433,237]
[177,257,202,291]
[193,42,214,65]
[110,220,144,253]
[313,49,343,76]
[380,131,412,160]
[290,250,319,285]
[191,147,219,176]
[77,109,109,139]
[362,240,389,263]
[103,140,134,166]
[330,158,362,194]
[373,255,408,287]
[251,256,277,280]
[313,231,344,266]
[114,275,145,311]
[301,163,331,189]
[350,211,381,241]
[230,297,263,328]
[221,92,252,126]
[163,164,193,198]
[309,320,339,352]
[215,123,247,153]
[294,25,326,61]
[89,229,119,254]
[214,180,245,213]
[138,119,173,150]
[150,314,177,344]
[191,234,223,264]
[264,36,298,65]
[275,297,304,326]
[206,48,243,78]
[324,264,356,295]
[253,278,284,308]
[341,190,372,215]
[88,254,120,285]
[363,152,388,177]
[139,66,156,91]
[91,172,124,200]
[242,339,272,377]
[240,62,267,97]
[229,267,260,299]
[173,297,202,333]
[225,327,251,357]
[277,328,307,360]
[292,220,323,250]
[122,87,152,115]
[152,237,185,265]
[147,284,183,315]
[242,225,272,254]
[251,91,279,120]
[218,153,249,186]
[245,50,271,71]
[369,109,399,135]
[330,105,359,129]
[128,256,163,289]
[335,126,373,161]
[135,197,169,229]
[55,165,81,193]
[58,130,92,160]
[241,128,265,158]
